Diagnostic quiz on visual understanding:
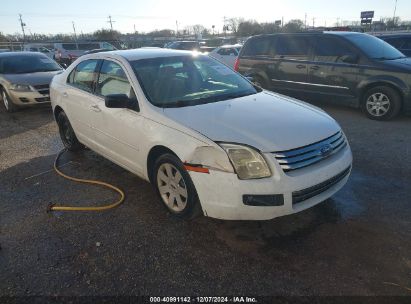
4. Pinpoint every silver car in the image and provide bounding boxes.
[0,52,63,112]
